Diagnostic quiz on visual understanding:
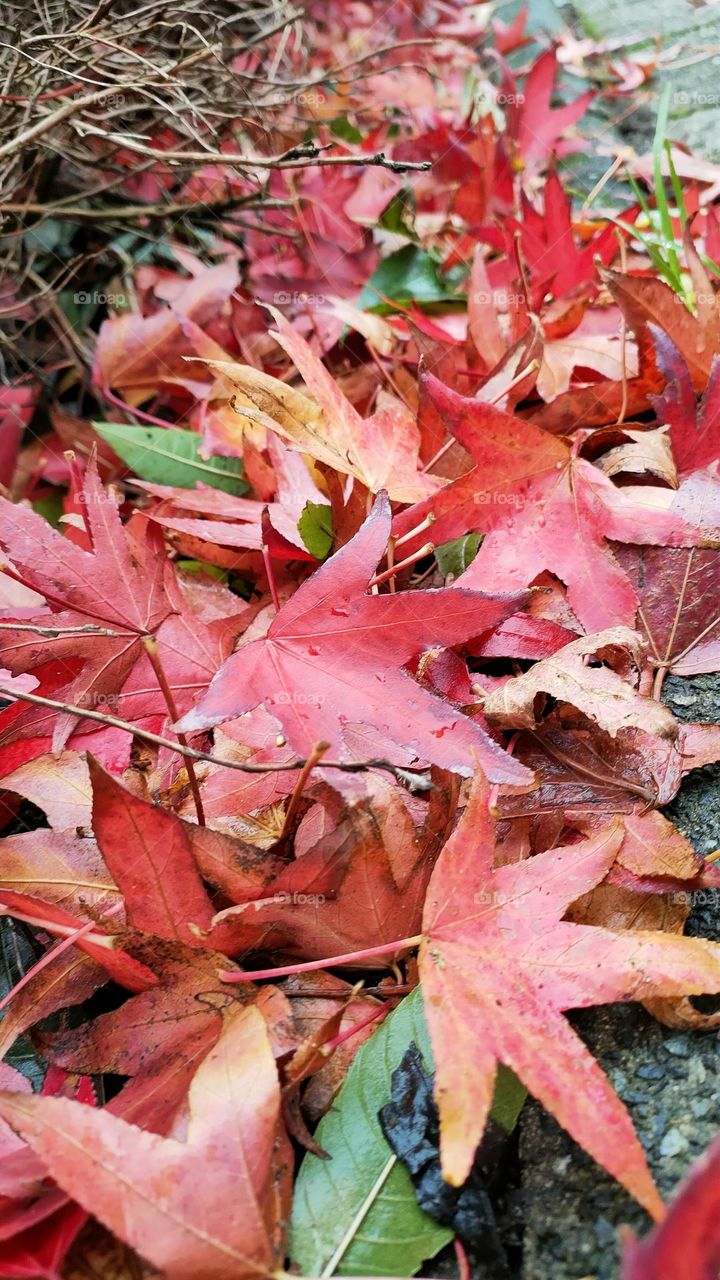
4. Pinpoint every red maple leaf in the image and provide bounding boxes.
[178,493,532,784]
[396,375,700,630]
[420,772,720,1213]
